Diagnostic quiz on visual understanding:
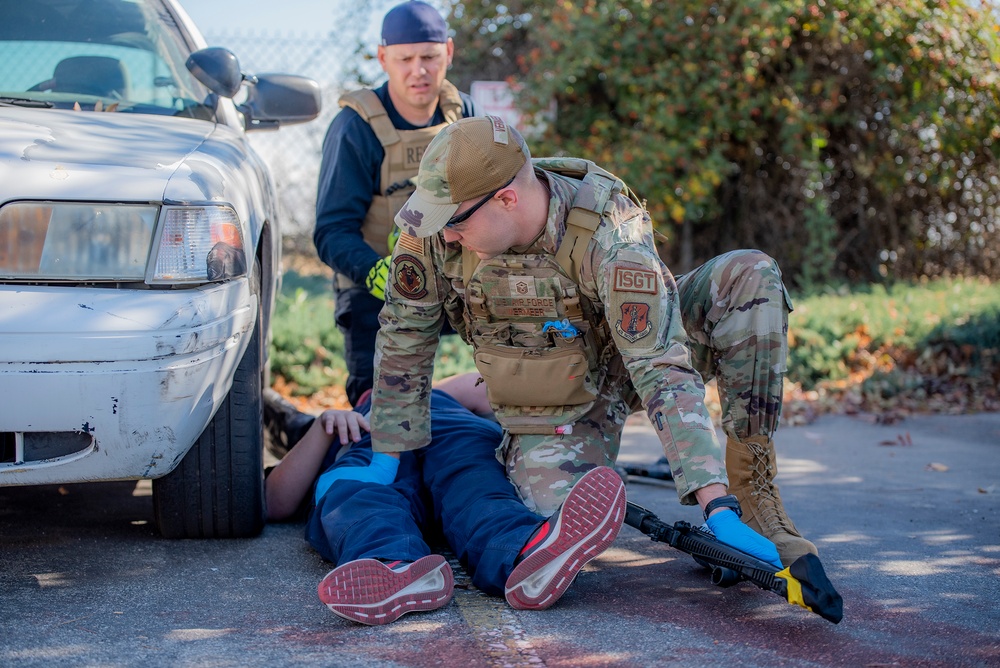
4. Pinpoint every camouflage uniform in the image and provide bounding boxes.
[675,248,794,443]
[372,167,789,515]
